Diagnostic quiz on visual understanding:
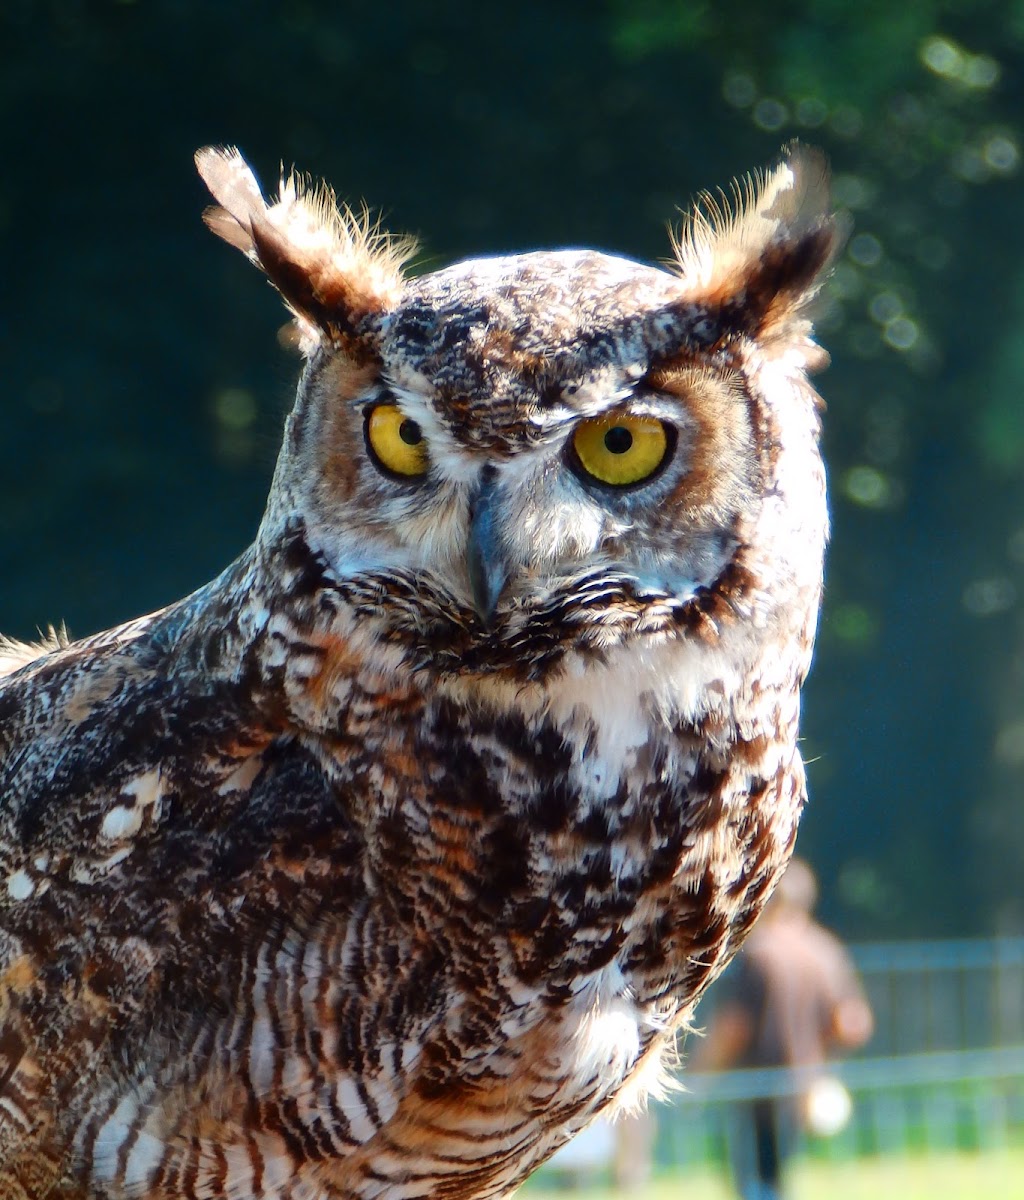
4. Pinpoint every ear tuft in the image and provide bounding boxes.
[195,146,416,355]
[669,143,843,361]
